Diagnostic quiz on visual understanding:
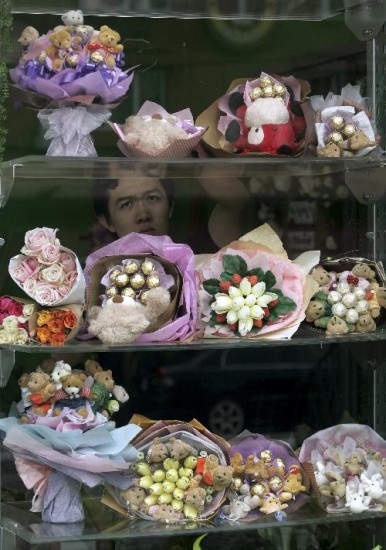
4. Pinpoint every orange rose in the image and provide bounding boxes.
[37,310,53,327]
[52,309,66,318]
[47,318,65,333]
[63,310,77,329]
[36,327,51,343]
[50,332,66,346]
